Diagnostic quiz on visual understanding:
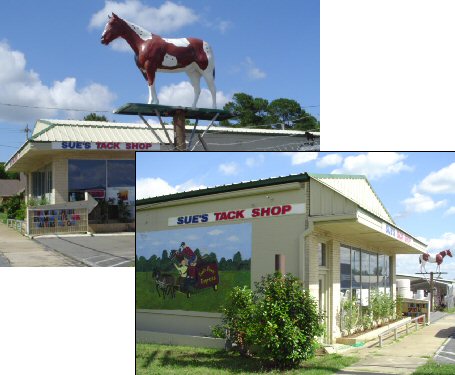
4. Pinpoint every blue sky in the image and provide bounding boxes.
[0,0,319,162]
[137,152,455,279]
